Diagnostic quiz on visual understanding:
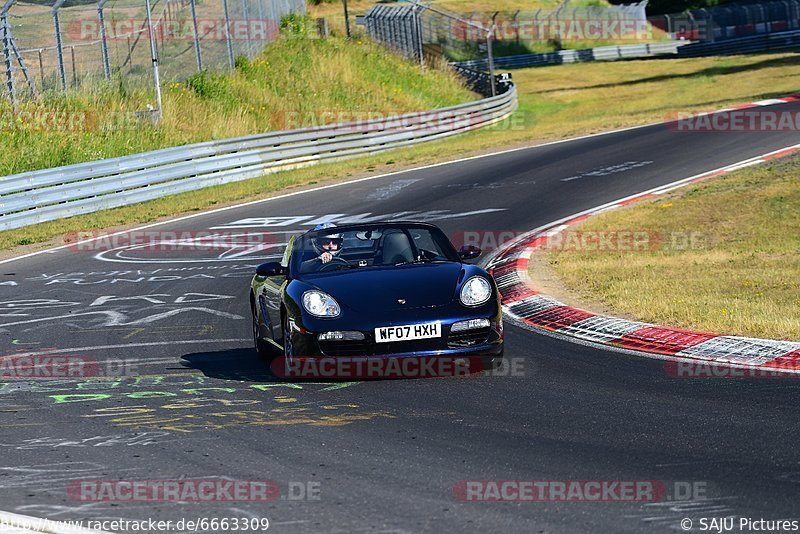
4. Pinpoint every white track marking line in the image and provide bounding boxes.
[483,142,800,267]
[483,142,800,366]
[5,339,249,359]
[6,94,798,267]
